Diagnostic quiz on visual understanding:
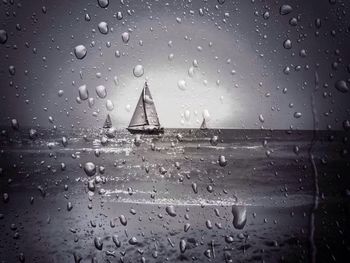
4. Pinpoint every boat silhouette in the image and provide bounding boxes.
[127,82,164,134]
